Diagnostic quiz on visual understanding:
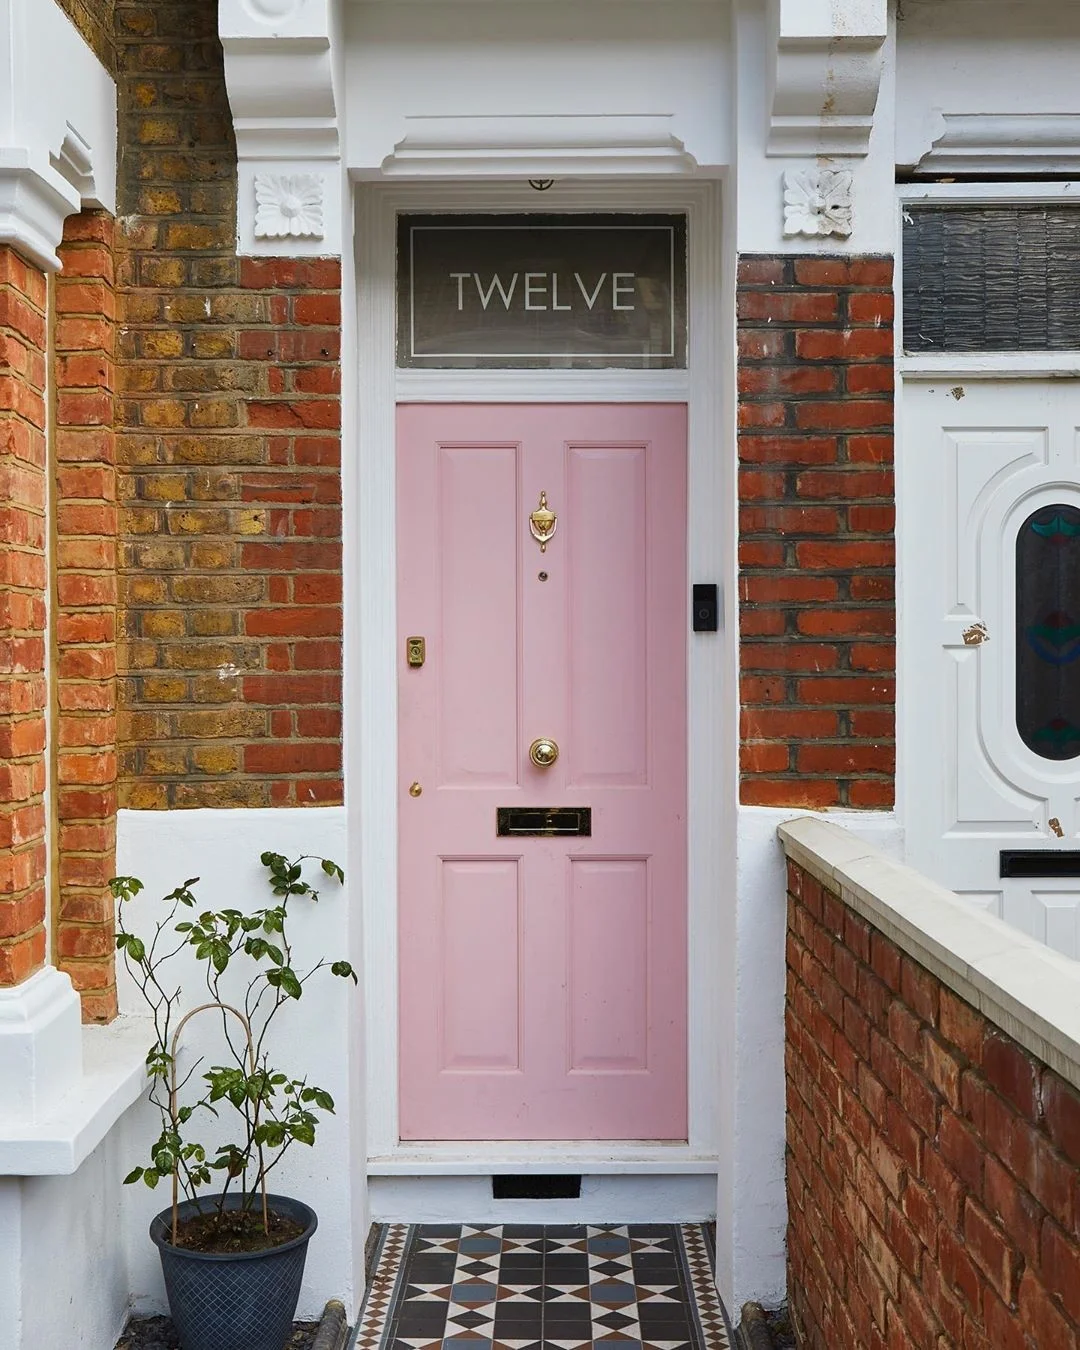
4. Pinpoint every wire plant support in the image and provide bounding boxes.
[167,1001,271,1246]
